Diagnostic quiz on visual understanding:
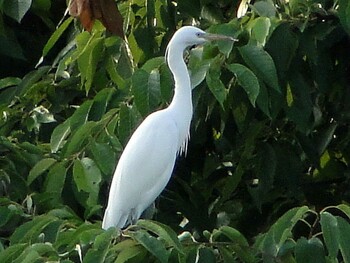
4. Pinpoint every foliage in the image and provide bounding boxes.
[0,0,66,77]
[1,0,350,262]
